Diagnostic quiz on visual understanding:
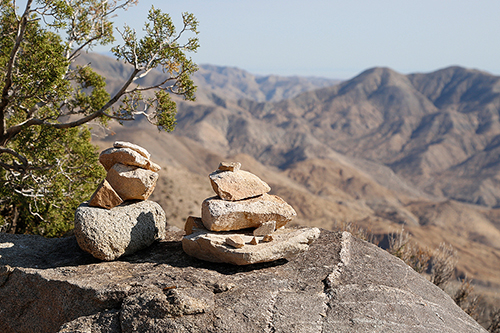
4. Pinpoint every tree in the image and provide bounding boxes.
[0,0,199,236]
